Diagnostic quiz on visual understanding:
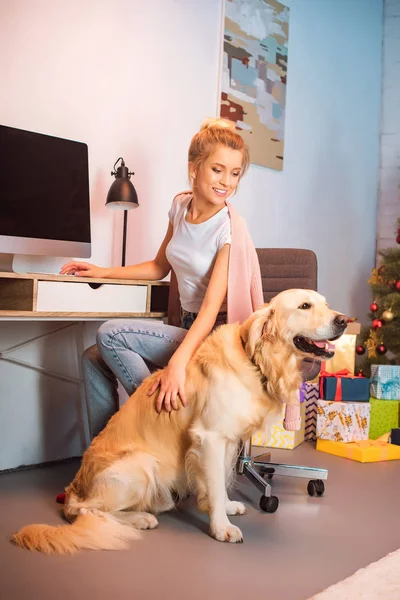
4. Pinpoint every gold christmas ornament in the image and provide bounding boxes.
[382,309,394,322]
